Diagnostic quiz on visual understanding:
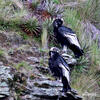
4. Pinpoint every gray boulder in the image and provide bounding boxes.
[0,62,13,98]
